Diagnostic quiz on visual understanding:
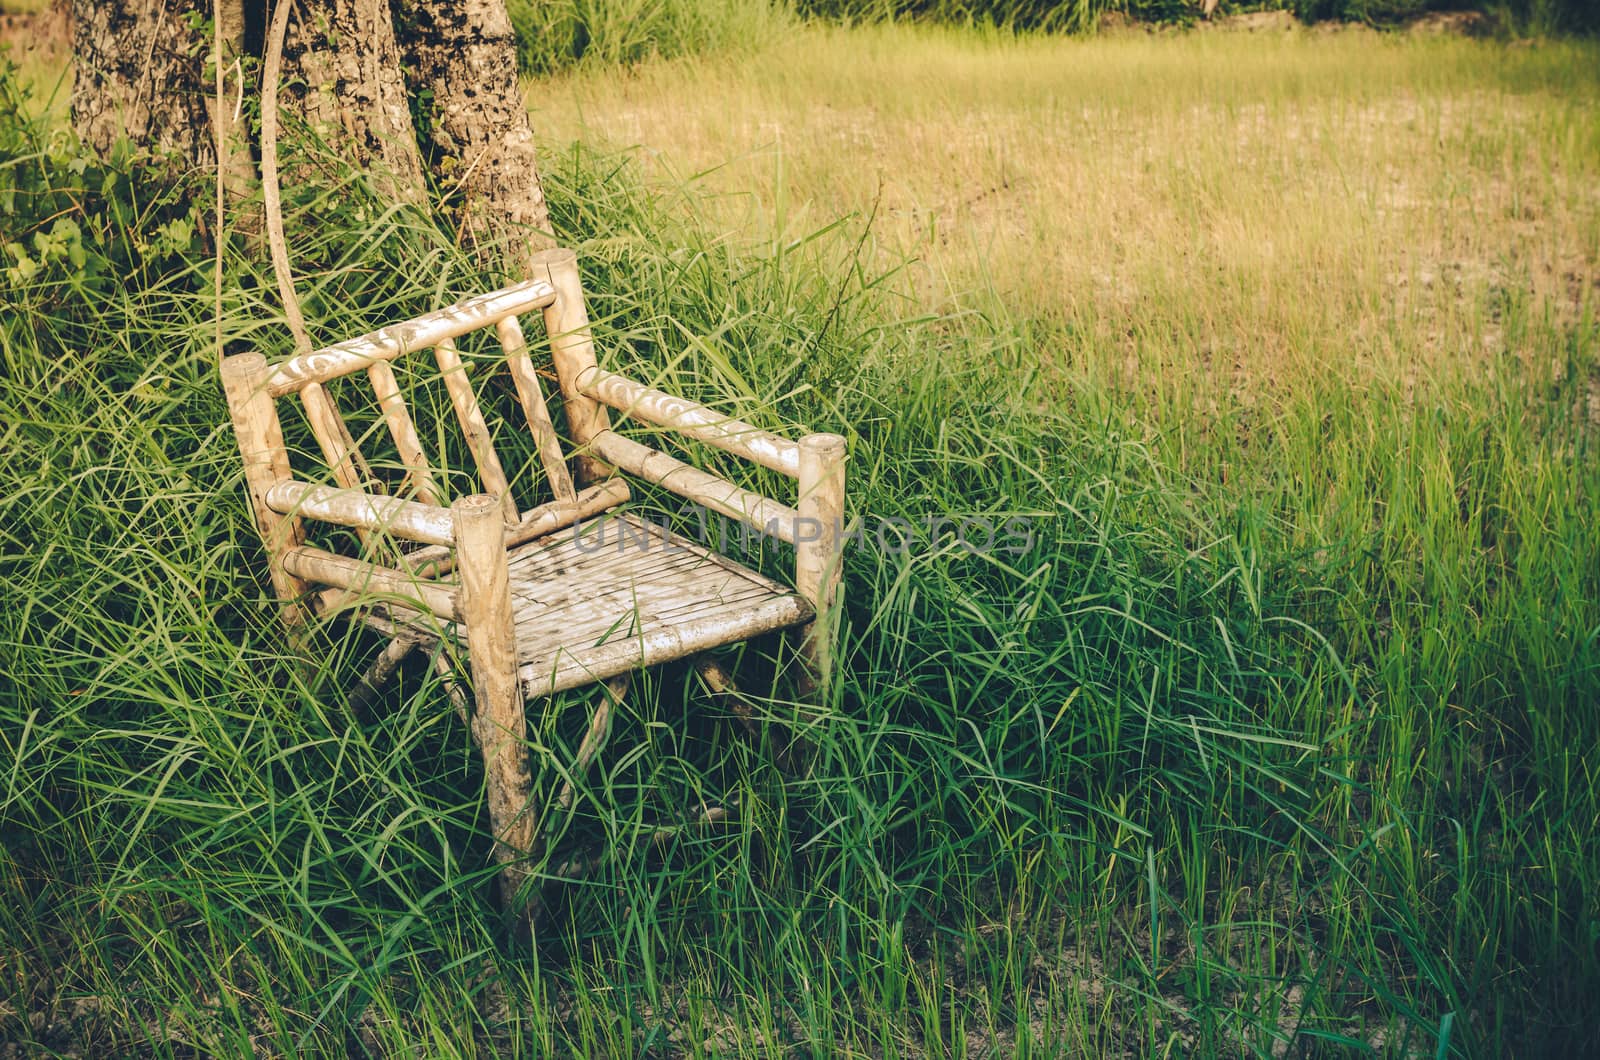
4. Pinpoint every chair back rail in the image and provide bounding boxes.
[265,280,557,395]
